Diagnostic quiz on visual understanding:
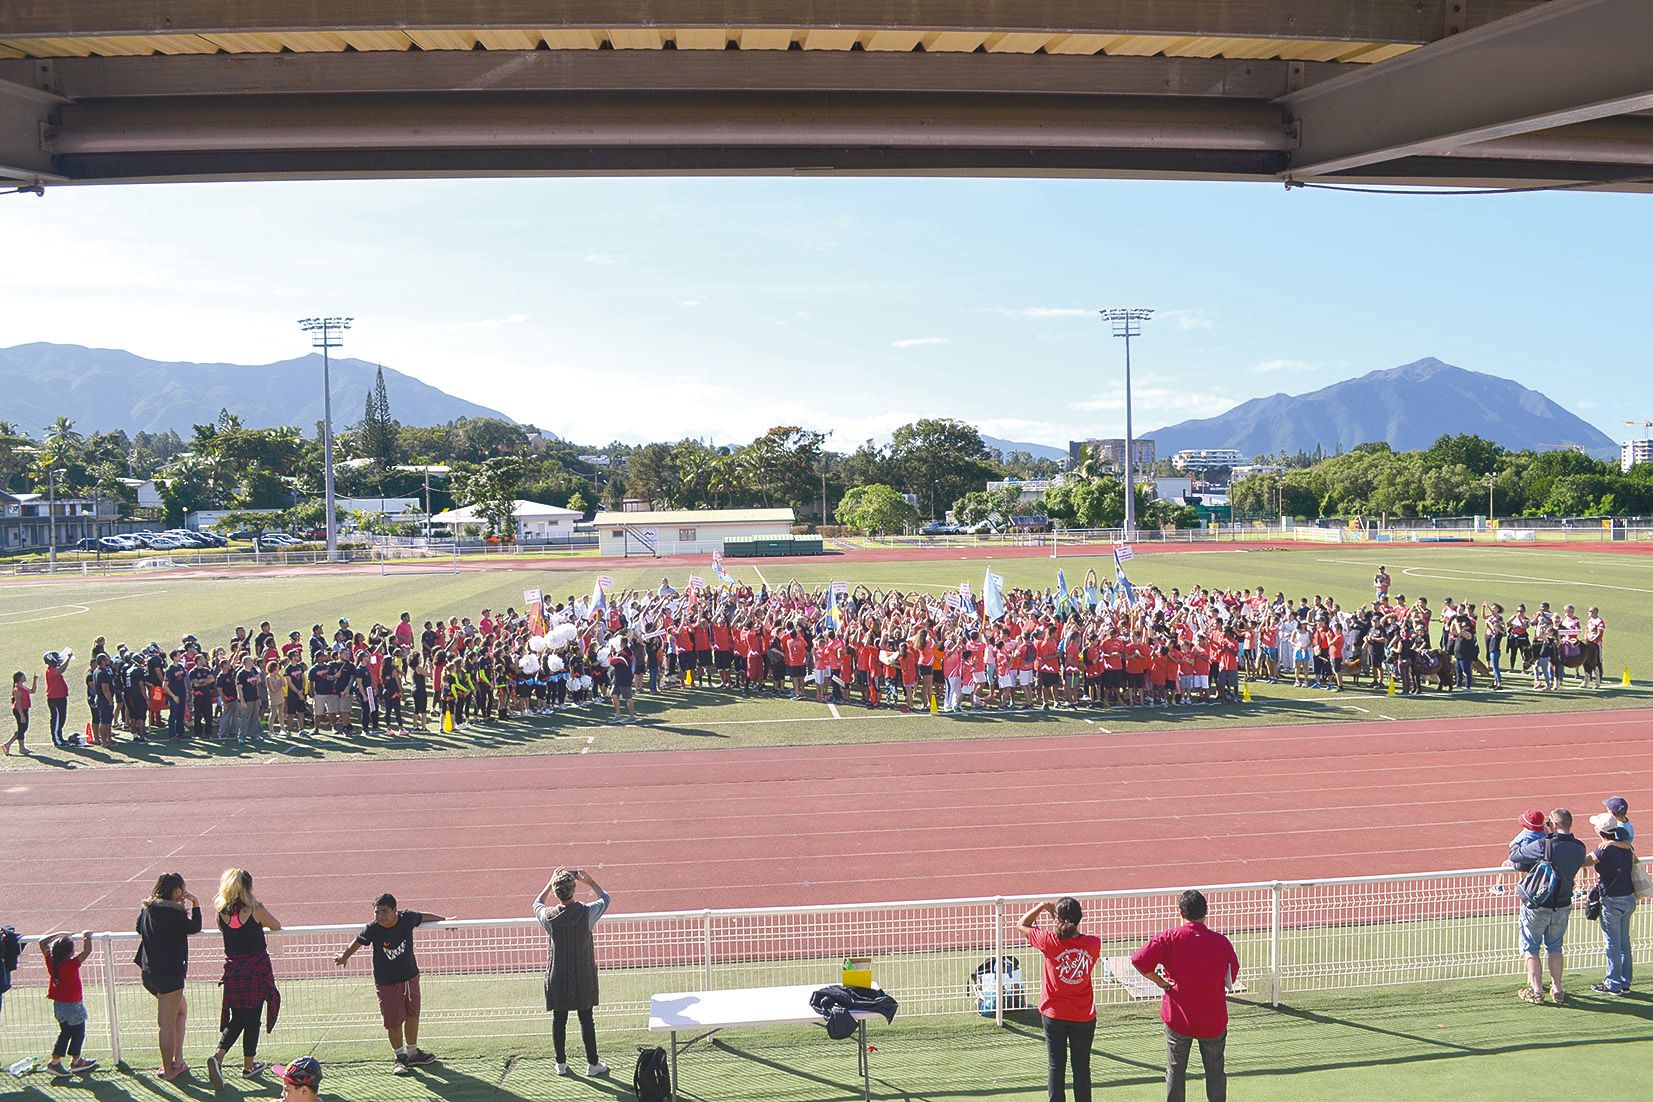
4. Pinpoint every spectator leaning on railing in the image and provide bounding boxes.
[1131,890,1240,1102]
[1509,808,1587,1006]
